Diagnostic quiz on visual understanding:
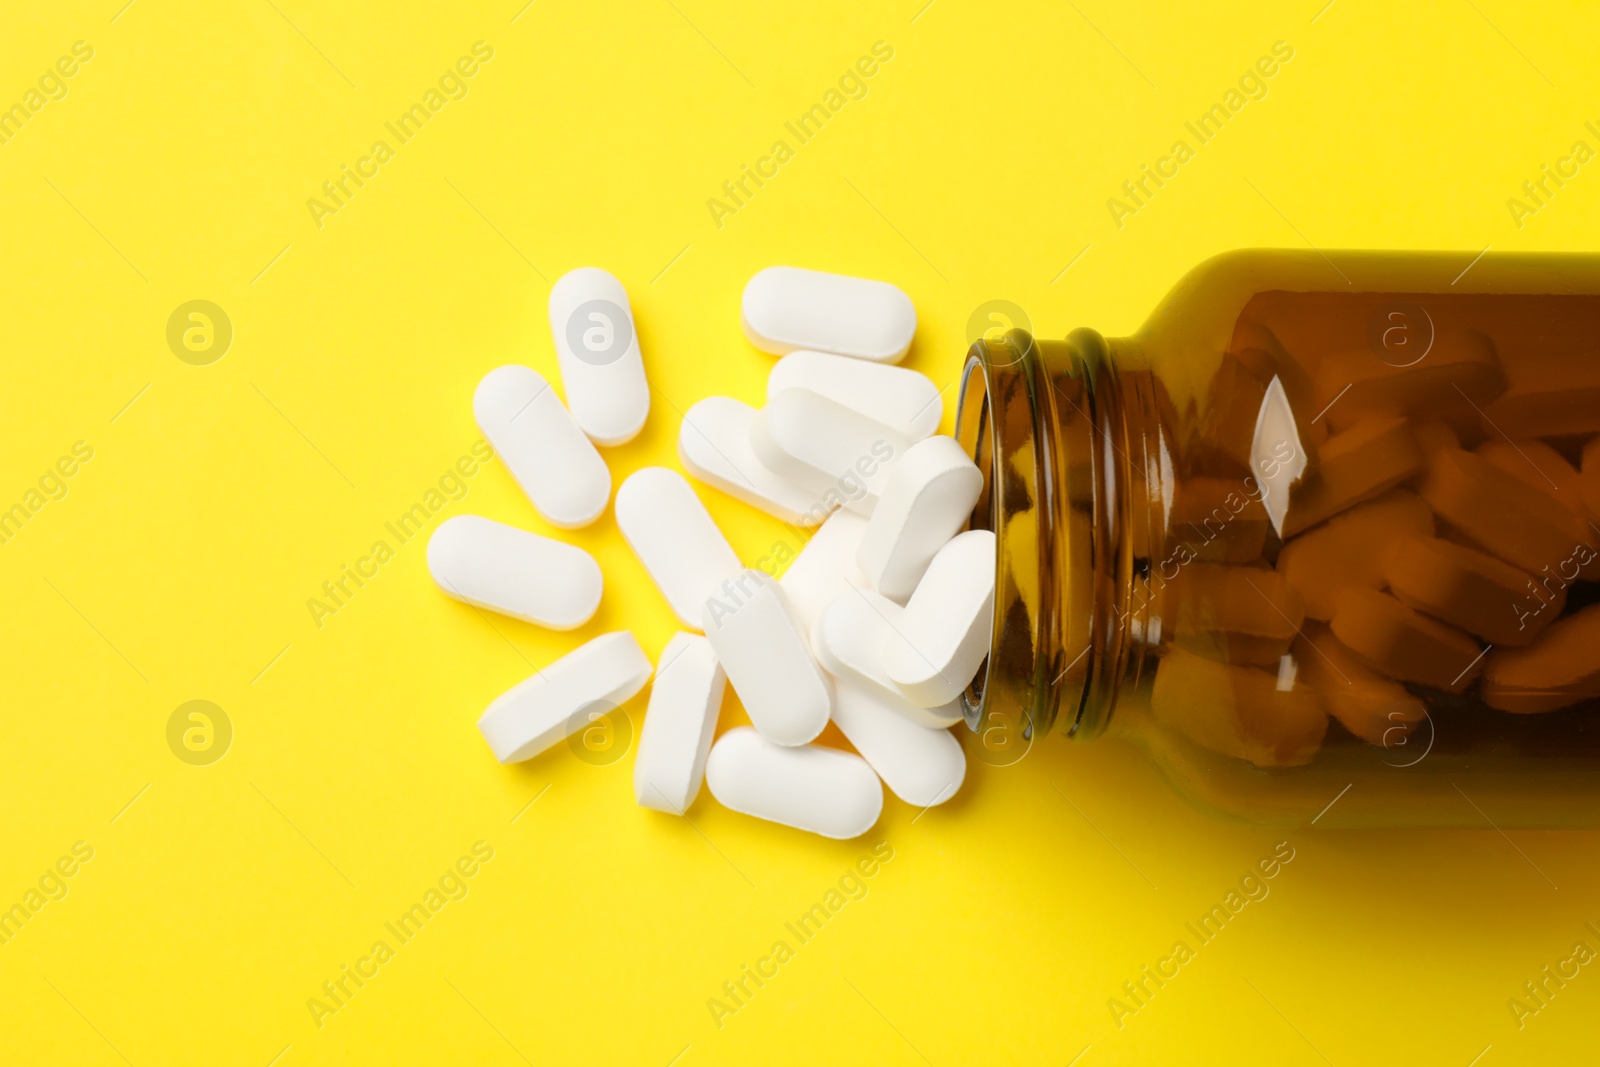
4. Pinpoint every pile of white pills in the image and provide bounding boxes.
[427,265,996,839]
